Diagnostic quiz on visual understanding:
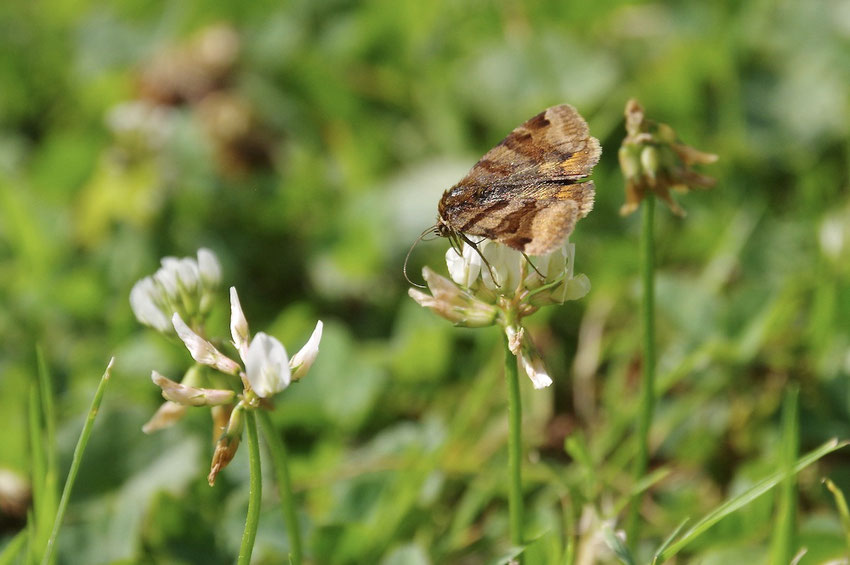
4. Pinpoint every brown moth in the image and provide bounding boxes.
[436,104,600,256]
